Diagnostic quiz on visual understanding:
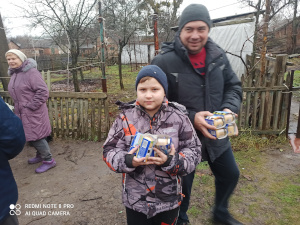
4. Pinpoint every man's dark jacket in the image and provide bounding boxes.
[0,96,25,223]
[152,34,242,162]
